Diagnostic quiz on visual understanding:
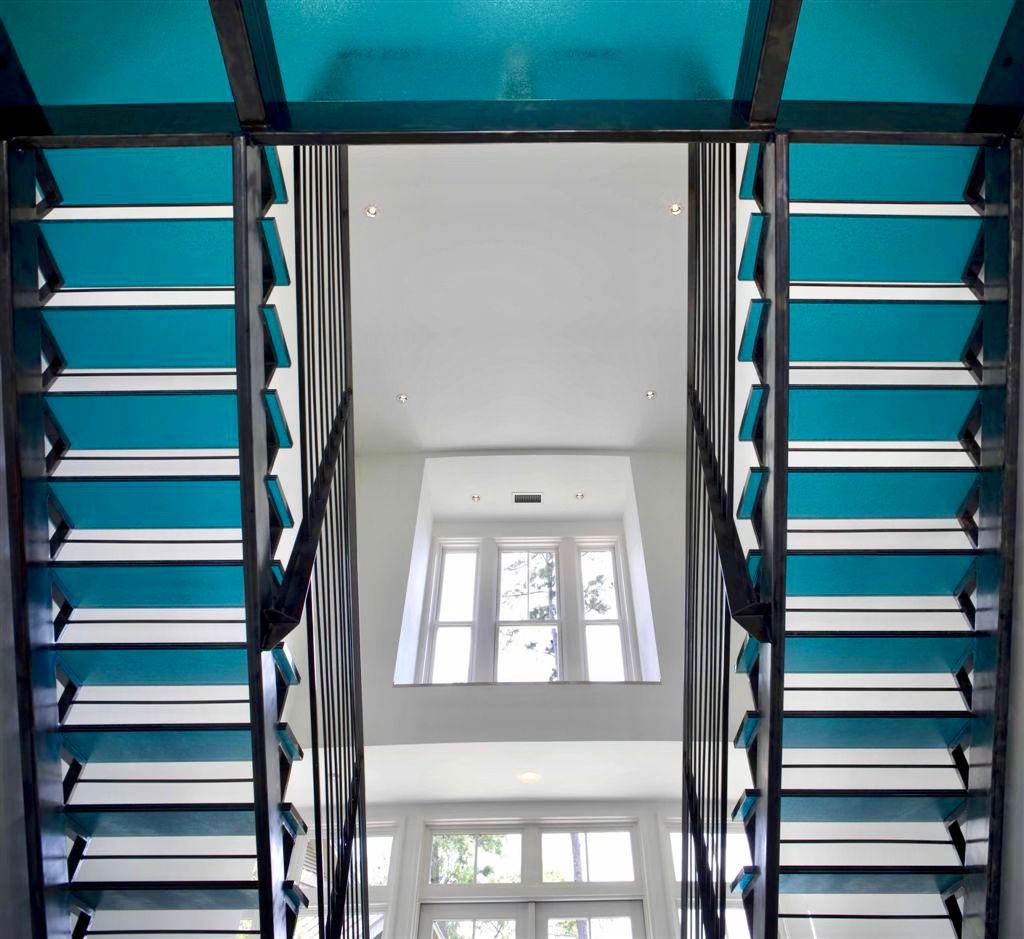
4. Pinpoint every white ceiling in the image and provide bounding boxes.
[422,453,633,521]
[364,741,682,804]
[349,143,688,454]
